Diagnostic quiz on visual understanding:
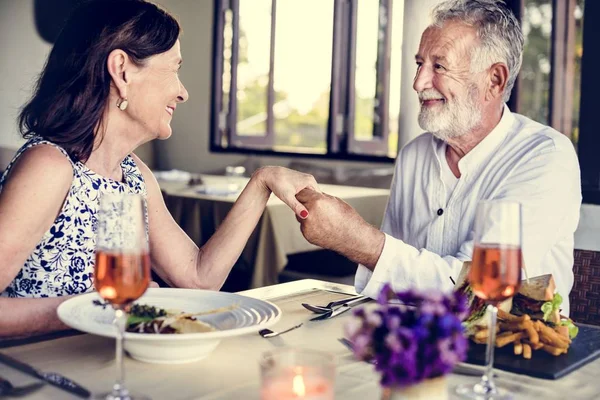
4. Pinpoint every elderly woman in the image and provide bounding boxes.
[0,0,317,338]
